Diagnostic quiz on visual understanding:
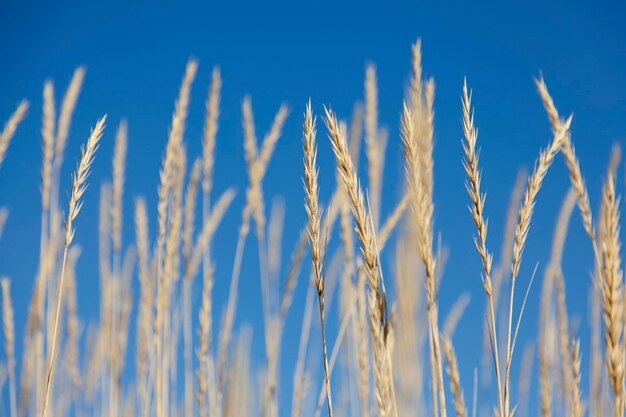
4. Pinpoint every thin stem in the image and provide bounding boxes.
[41,244,69,417]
